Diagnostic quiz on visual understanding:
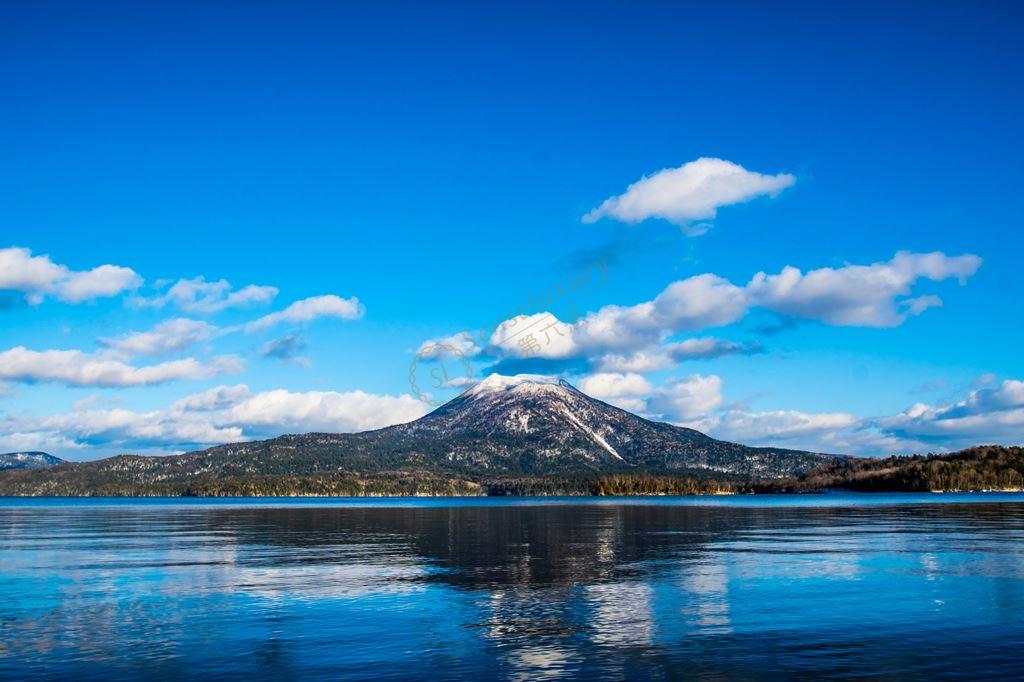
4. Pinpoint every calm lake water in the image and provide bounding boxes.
[3,494,1024,680]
